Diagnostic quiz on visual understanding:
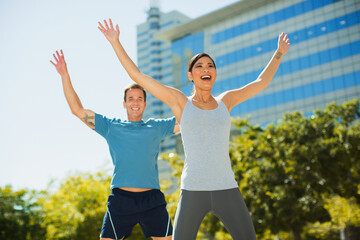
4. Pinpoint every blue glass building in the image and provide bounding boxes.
[138,0,360,154]
[136,0,190,154]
